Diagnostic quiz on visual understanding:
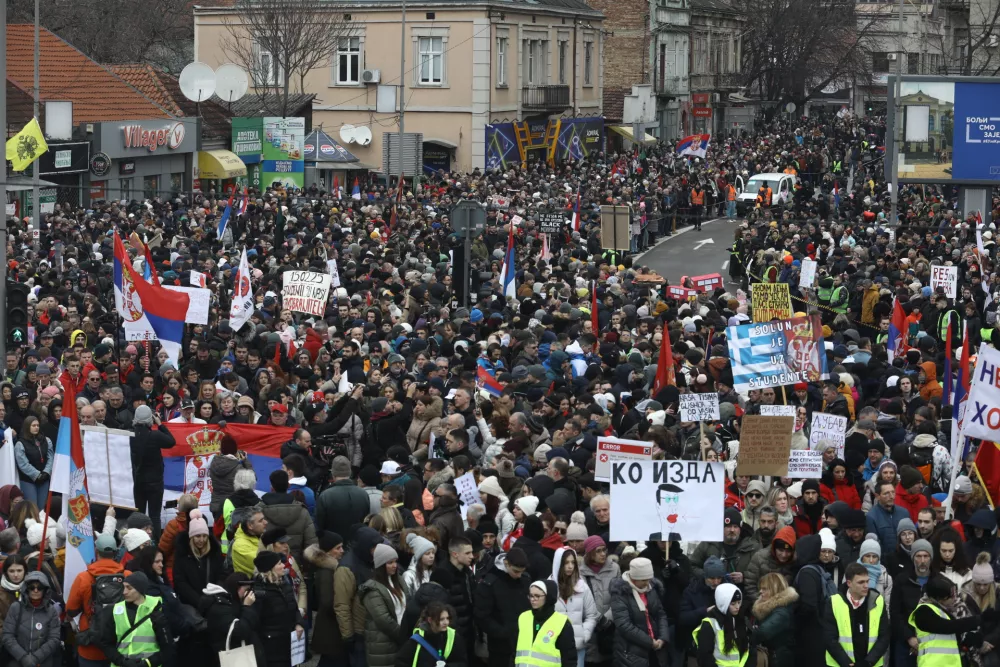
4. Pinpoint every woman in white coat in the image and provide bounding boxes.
[478,476,516,541]
[550,546,599,667]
